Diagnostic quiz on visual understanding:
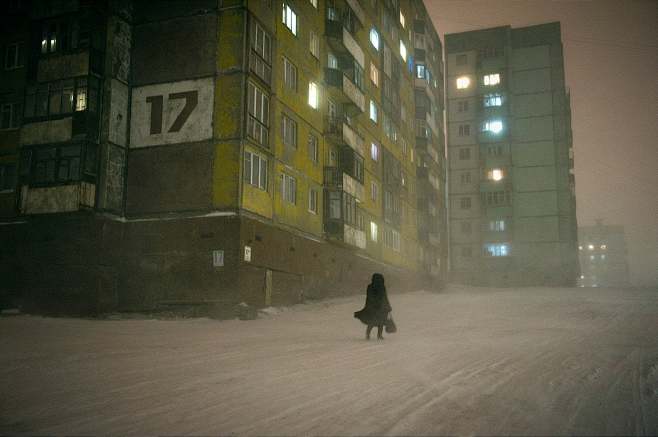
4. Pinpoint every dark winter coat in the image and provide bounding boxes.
[354,273,392,326]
